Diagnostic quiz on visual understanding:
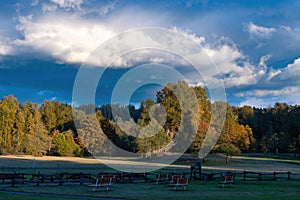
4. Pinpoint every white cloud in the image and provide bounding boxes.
[99,1,117,16]
[236,57,300,107]
[236,86,300,97]
[0,43,12,55]
[266,68,281,81]
[50,0,83,11]
[239,92,300,108]
[37,90,55,96]
[42,3,58,12]
[31,0,39,6]
[185,0,208,7]
[279,25,292,32]
[172,27,205,44]
[11,6,173,66]
[8,9,277,91]
[13,16,206,67]
[239,97,273,108]
[258,54,271,70]
[245,22,276,38]
[201,39,267,87]
[0,36,14,56]
[12,14,268,89]
[278,57,300,81]
[14,15,116,64]
[279,25,300,41]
